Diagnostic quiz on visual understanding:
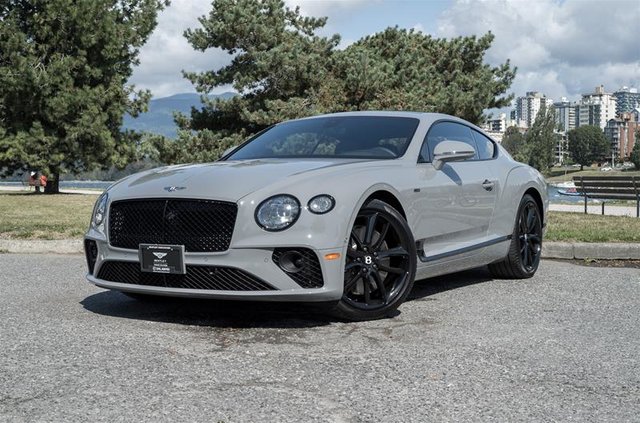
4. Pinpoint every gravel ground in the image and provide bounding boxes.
[0,254,639,422]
